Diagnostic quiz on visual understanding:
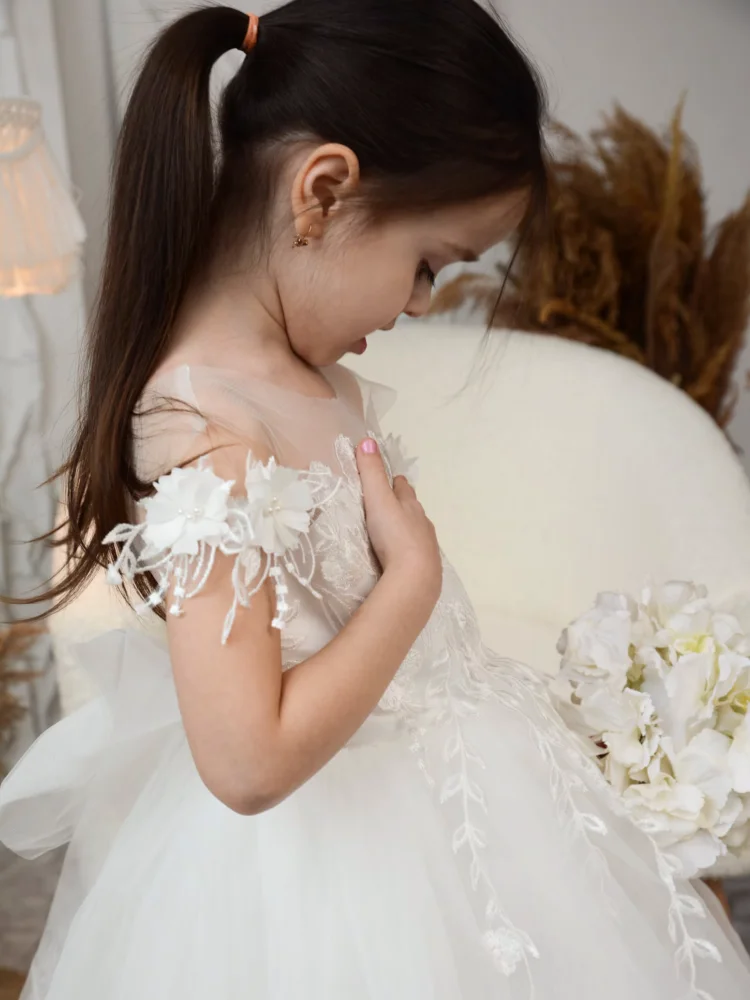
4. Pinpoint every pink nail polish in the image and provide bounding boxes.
[361,439,378,454]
